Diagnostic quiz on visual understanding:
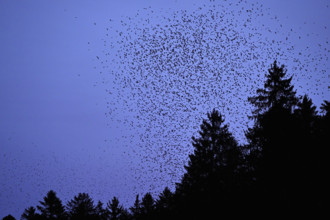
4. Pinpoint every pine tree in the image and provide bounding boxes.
[95,201,108,220]
[66,193,96,220]
[155,187,173,220]
[155,187,173,211]
[129,195,141,220]
[107,197,123,220]
[293,95,318,170]
[246,61,299,213]
[175,109,242,218]
[177,109,240,191]
[21,207,41,220]
[248,60,298,118]
[246,61,299,172]
[313,100,329,210]
[140,193,155,219]
[295,95,318,130]
[37,190,66,220]
[2,215,16,220]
